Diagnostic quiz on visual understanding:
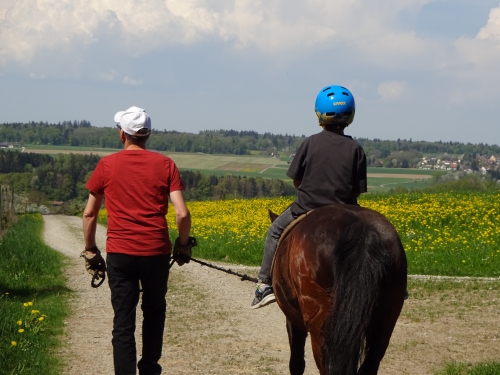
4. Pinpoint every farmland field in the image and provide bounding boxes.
[24,145,435,191]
